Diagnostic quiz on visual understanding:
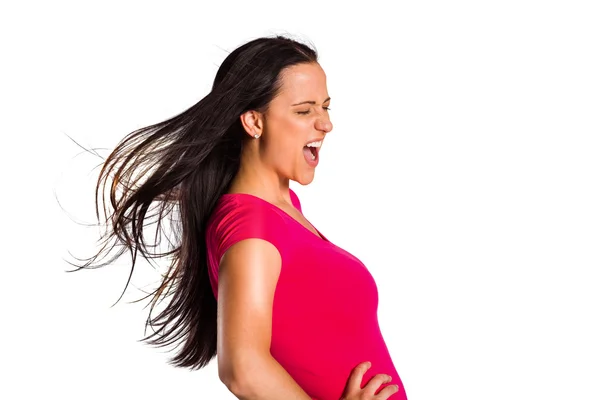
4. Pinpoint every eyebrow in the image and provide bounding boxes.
[291,97,331,106]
